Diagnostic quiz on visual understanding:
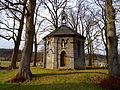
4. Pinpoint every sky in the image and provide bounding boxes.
[0,38,14,49]
[0,0,120,54]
